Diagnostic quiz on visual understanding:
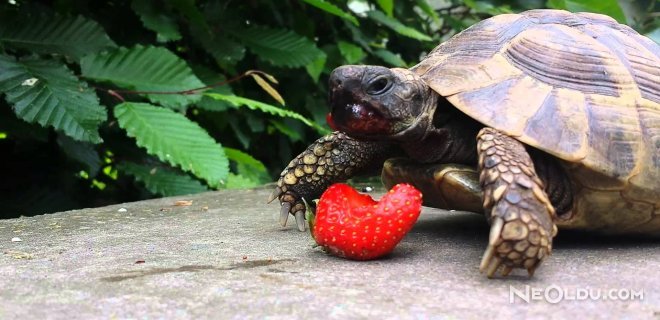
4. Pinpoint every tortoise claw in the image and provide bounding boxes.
[501,266,513,277]
[480,243,503,278]
[295,211,306,231]
[268,187,281,204]
[480,214,553,278]
[527,266,537,277]
[479,243,495,273]
[486,256,502,278]
[480,217,503,274]
[279,202,291,227]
